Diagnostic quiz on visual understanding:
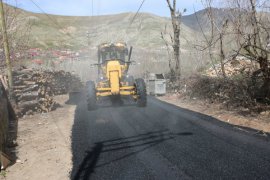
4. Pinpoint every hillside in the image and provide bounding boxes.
[9,4,200,50]
[2,4,210,76]
[182,8,230,32]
